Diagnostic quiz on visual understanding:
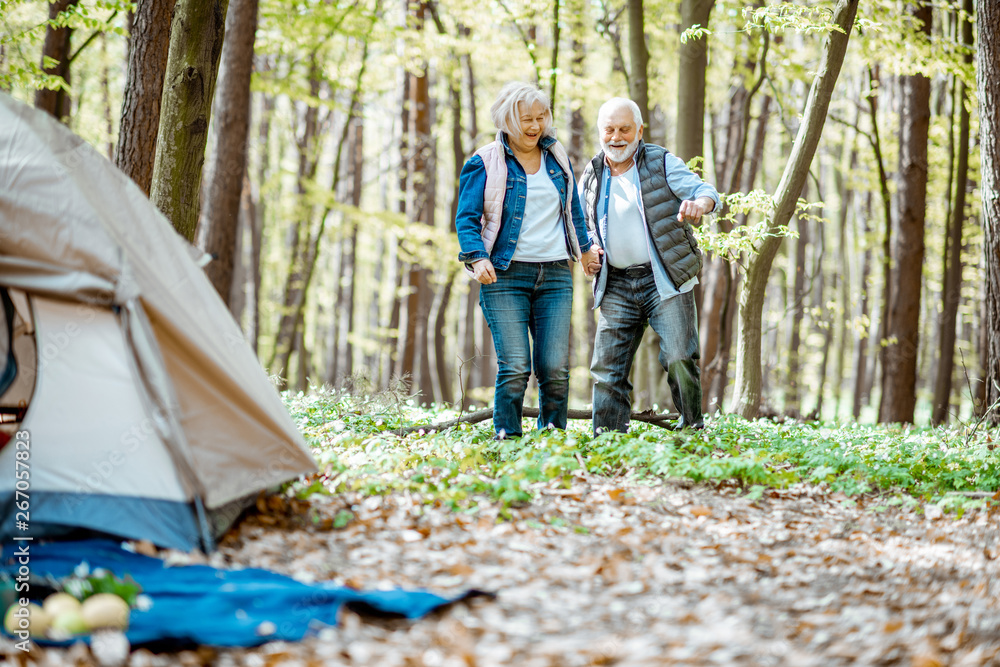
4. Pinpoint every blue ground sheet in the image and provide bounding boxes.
[1,539,487,648]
